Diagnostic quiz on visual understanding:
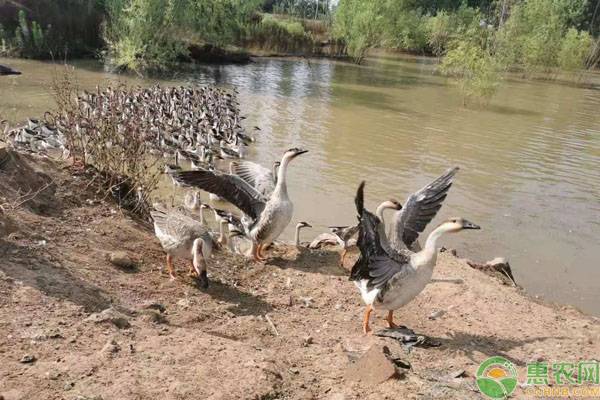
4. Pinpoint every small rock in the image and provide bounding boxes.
[46,371,61,380]
[299,297,313,308]
[428,309,446,320]
[108,251,136,269]
[64,382,75,391]
[449,369,466,379]
[177,298,191,308]
[139,310,167,324]
[141,301,166,313]
[20,354,36,363]
[344,345,399,385]
[302,336,314,347]
[85,307,130,329]
[100,338,120,356]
